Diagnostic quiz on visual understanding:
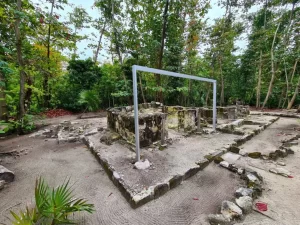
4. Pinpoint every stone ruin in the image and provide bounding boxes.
[107,102,166,147]
[107,102,250,147]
